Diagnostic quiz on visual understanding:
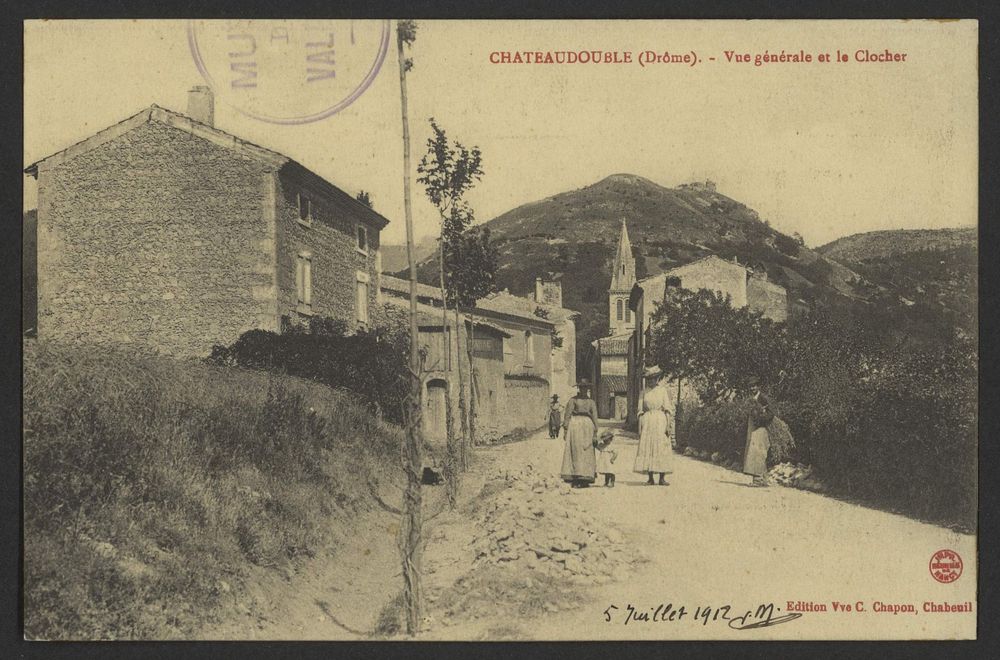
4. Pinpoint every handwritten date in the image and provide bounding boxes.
[603,602,802,630]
